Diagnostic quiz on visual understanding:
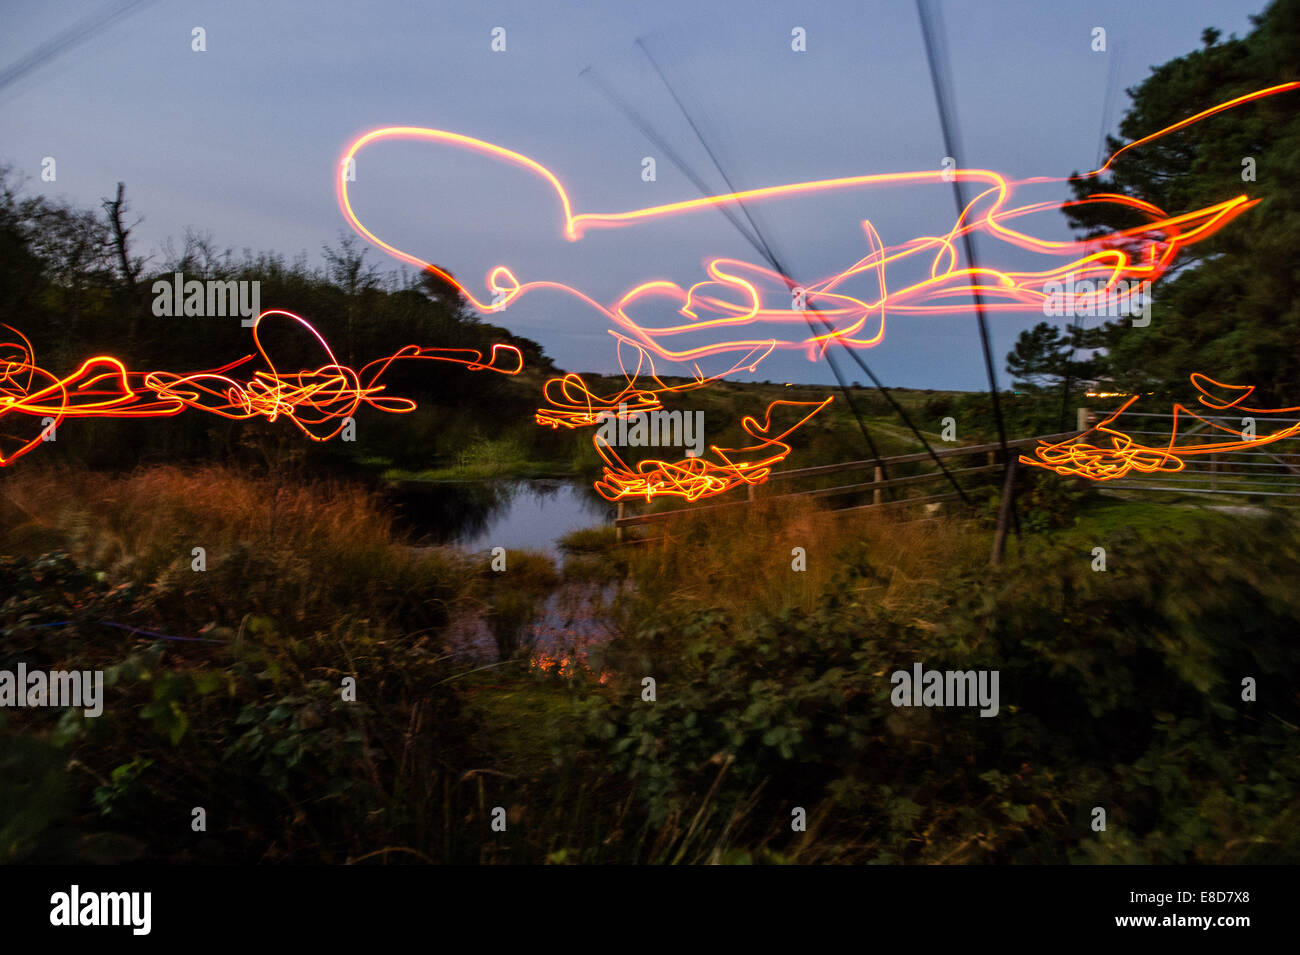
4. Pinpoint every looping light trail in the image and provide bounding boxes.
[533,339,773,431]
[335,82,1299,501]
[1021,374,1300,481]
[592,395,833,503]
[337,82,1298,367]
[6,83,1297,501]
[533,338,826,502]
[0,311,521,466]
